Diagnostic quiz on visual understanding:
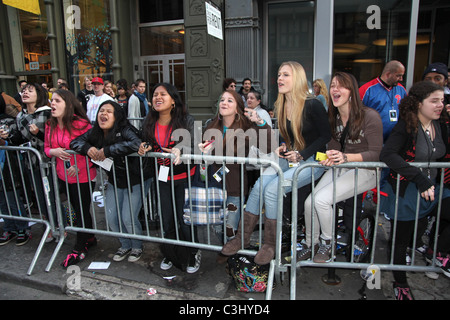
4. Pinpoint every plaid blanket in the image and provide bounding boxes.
[183,186,227,225]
